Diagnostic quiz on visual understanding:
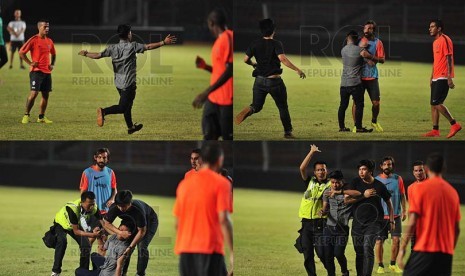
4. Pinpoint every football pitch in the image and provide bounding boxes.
[0,43,213,140]
[0,186,178,276]
[235,188,465,275]
[233,53,465,140]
